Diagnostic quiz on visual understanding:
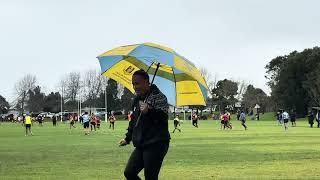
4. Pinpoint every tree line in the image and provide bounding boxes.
[4,70,134,115]
[1,70,271,115]
[200,67,271,113]
[265,46,320,116]
[204,78,271,113]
